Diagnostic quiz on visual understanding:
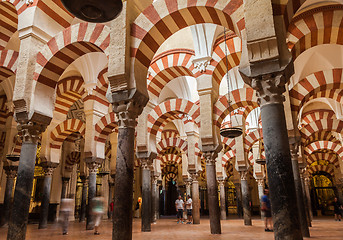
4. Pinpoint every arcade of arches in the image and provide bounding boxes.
[0,0,343,240]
